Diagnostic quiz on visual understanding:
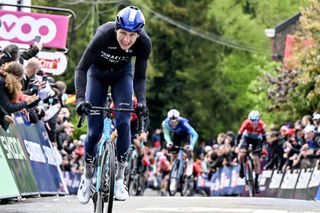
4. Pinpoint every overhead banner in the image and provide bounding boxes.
[0,142,20,199]
[0,127,38,196]
[0,10,69,49]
